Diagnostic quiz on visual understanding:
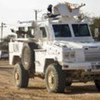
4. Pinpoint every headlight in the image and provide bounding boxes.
[64,52,70,58]
[64,51,75,58]
[70,52,75,58]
